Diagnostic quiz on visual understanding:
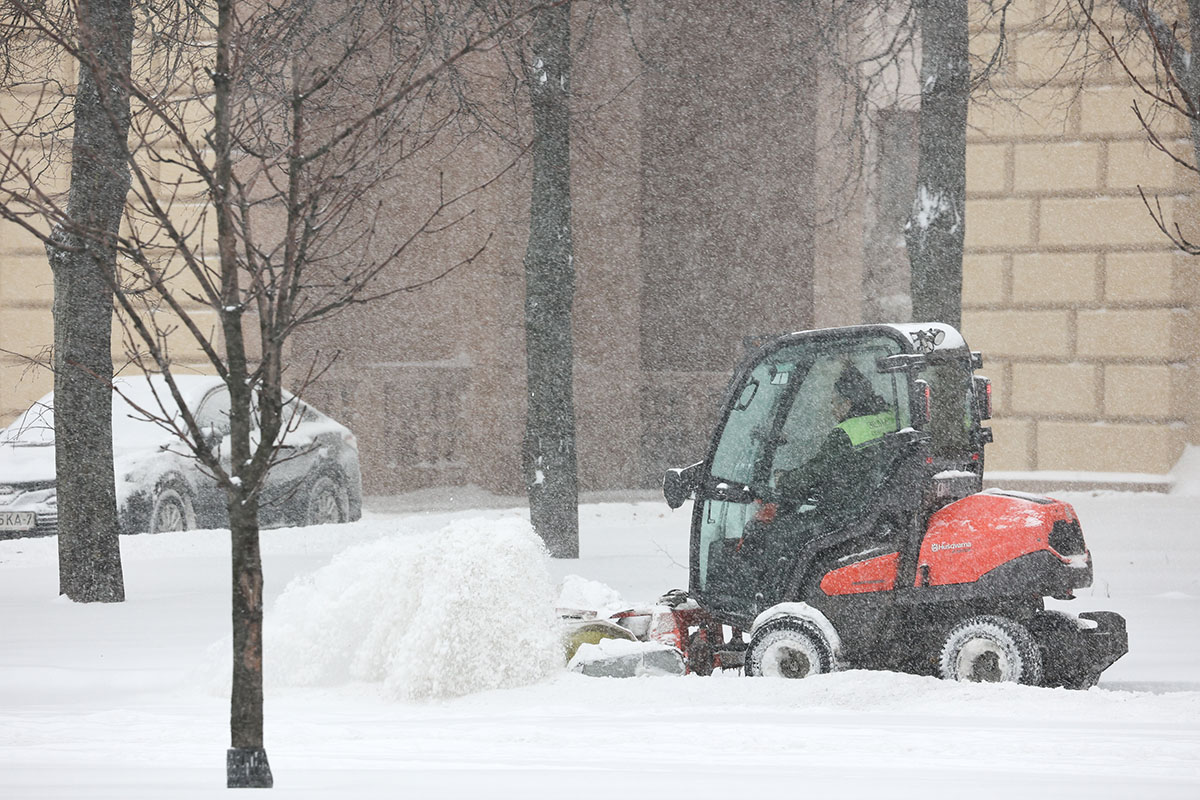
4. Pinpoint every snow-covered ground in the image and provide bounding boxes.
[1,490,1197,798]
